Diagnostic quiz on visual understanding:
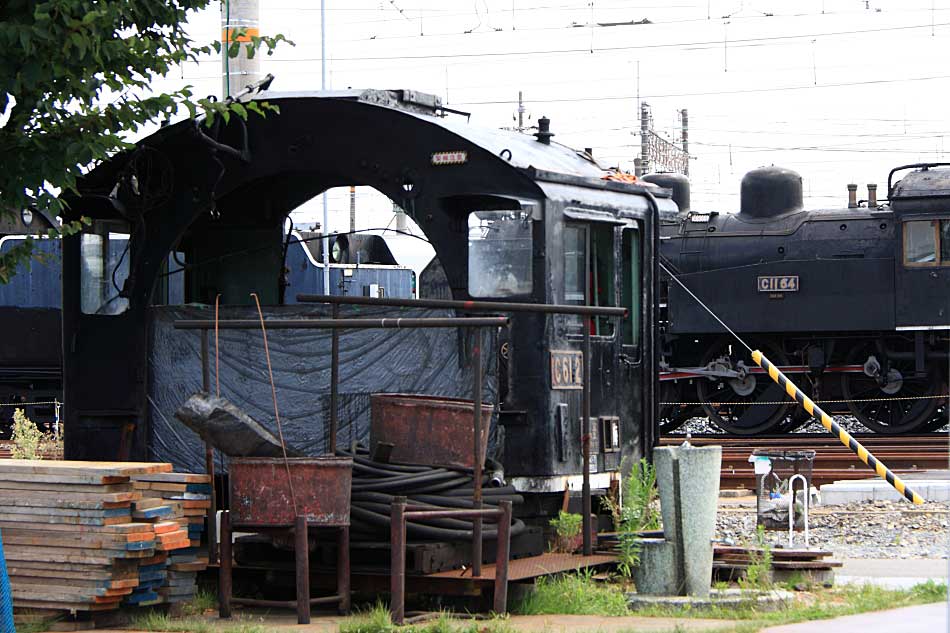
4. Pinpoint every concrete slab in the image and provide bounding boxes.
[820,476,950,504]
[834,557,949,590]
[760,601,947,633]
